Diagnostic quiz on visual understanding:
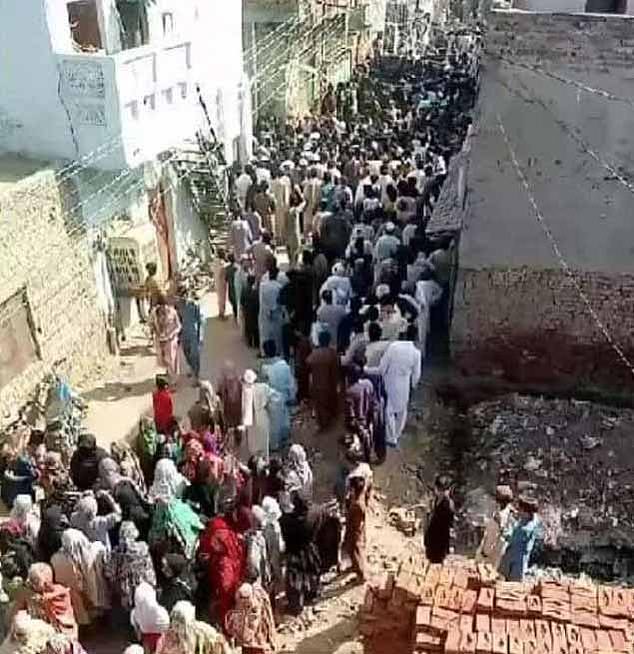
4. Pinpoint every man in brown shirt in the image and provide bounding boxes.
[307,329,339,431]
